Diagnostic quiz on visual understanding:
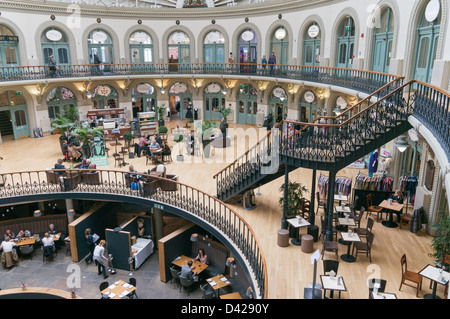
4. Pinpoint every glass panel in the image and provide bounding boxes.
[0,92,8,106]
[216,46,225,63]
[205,97,209,111]
[418,37,430,69]
[129,31,152,44]
[10,92,24,105]
[58,48,69,64]
[204,45,214,63]
[4,47,17,64]
[239,101,244,113]
[88,30,113,44]
[247,101,252,114]
[0,26,14,36]
[305,45,313,63]
[181,47,190,63]
[168,32,190,45]
[212,98,219,111]
[204,31,225,44]
[43,47,53,64]
[339,43,347,64]
[386,40,392,67]
[131,48,140,63]
[432,36,438,69]
[14,110,26,126]
[144,48,153,63]
[239,29,257,44]
[253,102,257,114]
